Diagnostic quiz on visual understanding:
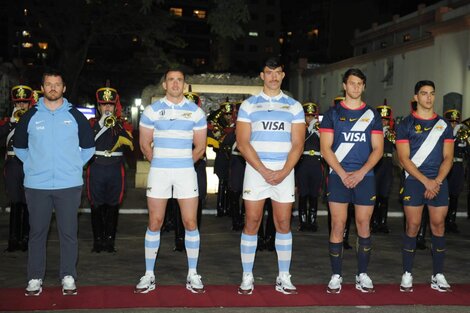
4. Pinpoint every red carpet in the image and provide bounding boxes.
[1,284,470,311]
